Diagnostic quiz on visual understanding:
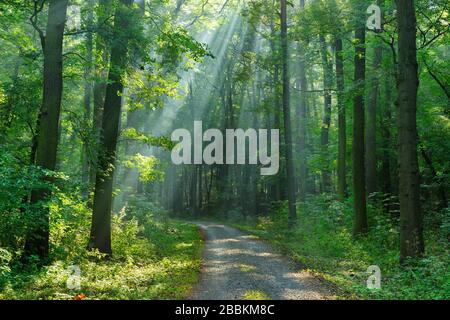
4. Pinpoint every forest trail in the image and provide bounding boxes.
[190,222,332,300]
